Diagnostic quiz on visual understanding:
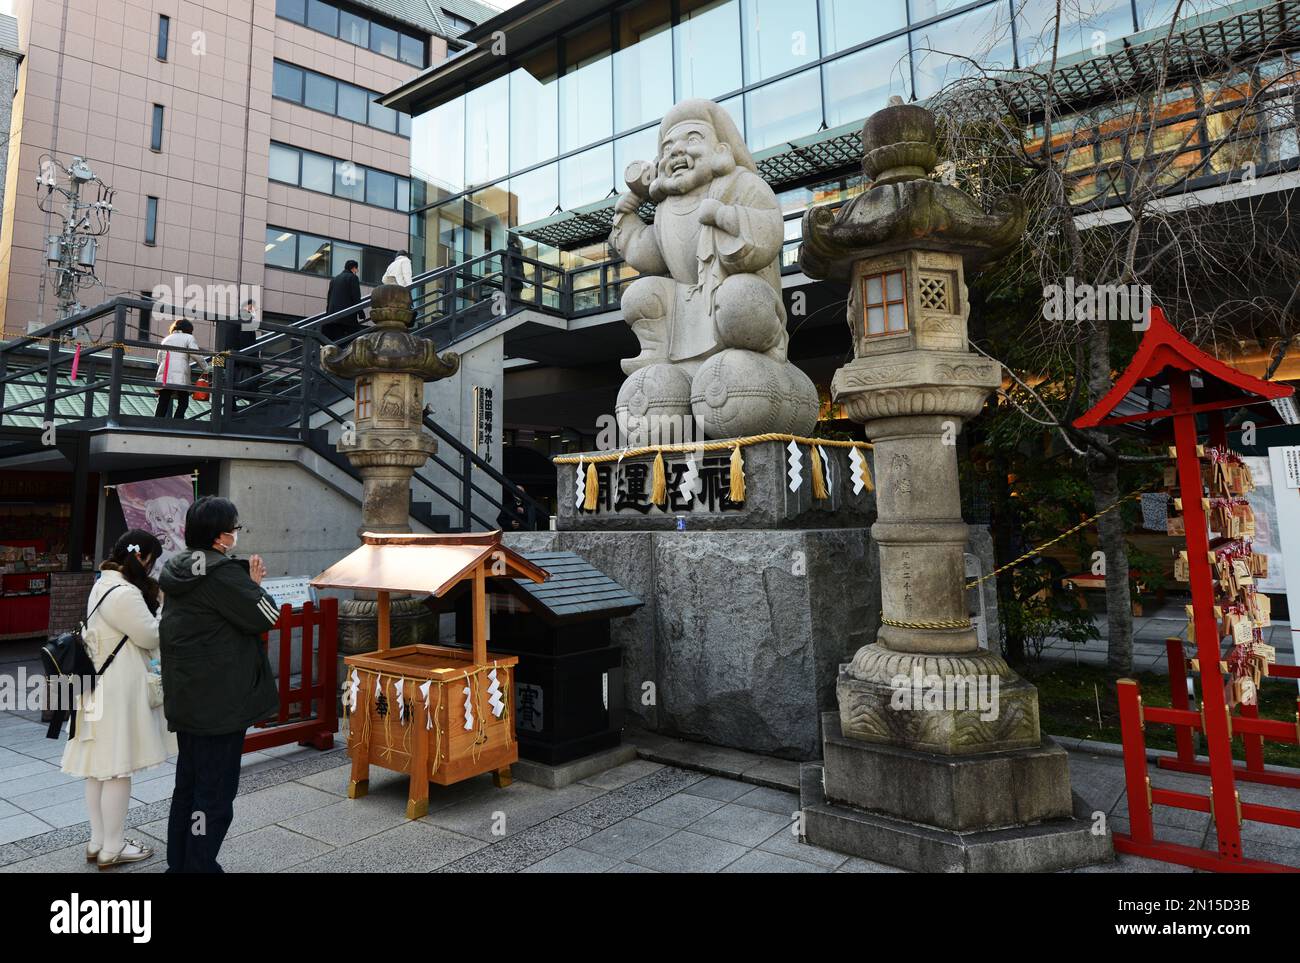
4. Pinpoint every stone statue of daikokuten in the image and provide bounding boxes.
[610,98,818,441]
